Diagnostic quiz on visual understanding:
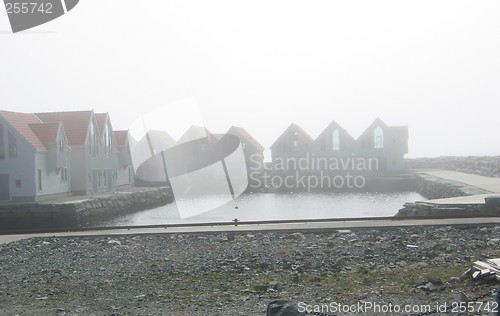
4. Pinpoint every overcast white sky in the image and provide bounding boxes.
[0,0,499,159]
